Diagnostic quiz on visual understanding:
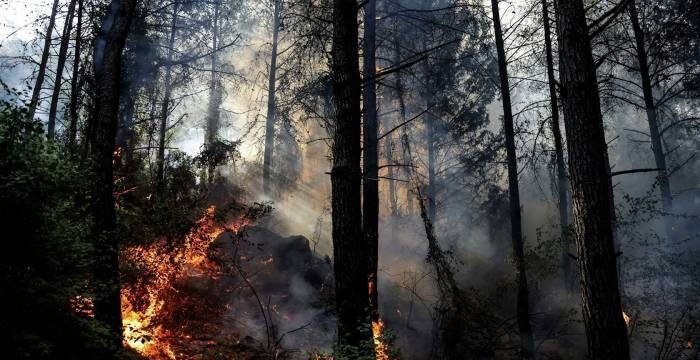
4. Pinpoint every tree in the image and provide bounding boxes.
[27,0,61,120]
[540,0,573,290]
[490,0,535,356]
[67,0,84,148]
[204,0,223,183]
[86,0,138,352]
[156,1,180,193]
[329,0,373,354]
[362,0,380,325]
[47,0,78,139]
[262,0,282,196]
[554,0,631,358]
